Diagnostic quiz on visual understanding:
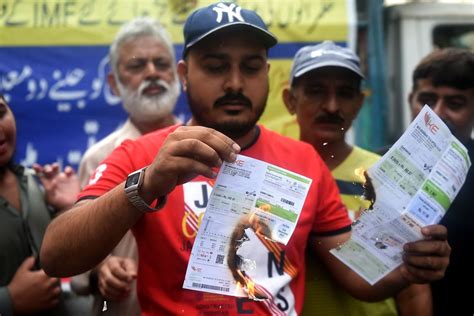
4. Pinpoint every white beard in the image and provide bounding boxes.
[117,78,180,122]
